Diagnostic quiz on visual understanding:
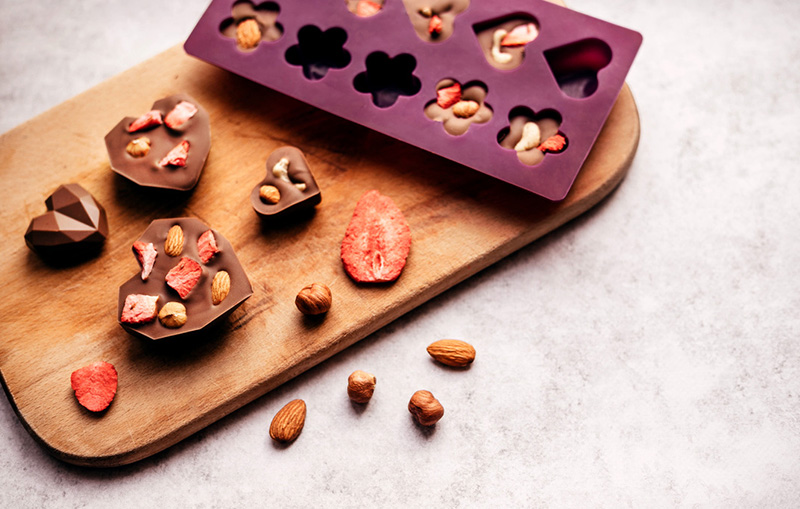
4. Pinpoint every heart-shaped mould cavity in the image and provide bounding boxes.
[118,218,253,341]
[497,106,568,166]
[285,25,352,80]
[250,146,321,218]
[219,0,283,51]
[402,0,470,42]
[24,183,108,259]
[424,79,493,136]
[473,13,539,70]
[105,94,211,191]
[544,38,612,98]
[346,0,385,17]
[353,51,421,108]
